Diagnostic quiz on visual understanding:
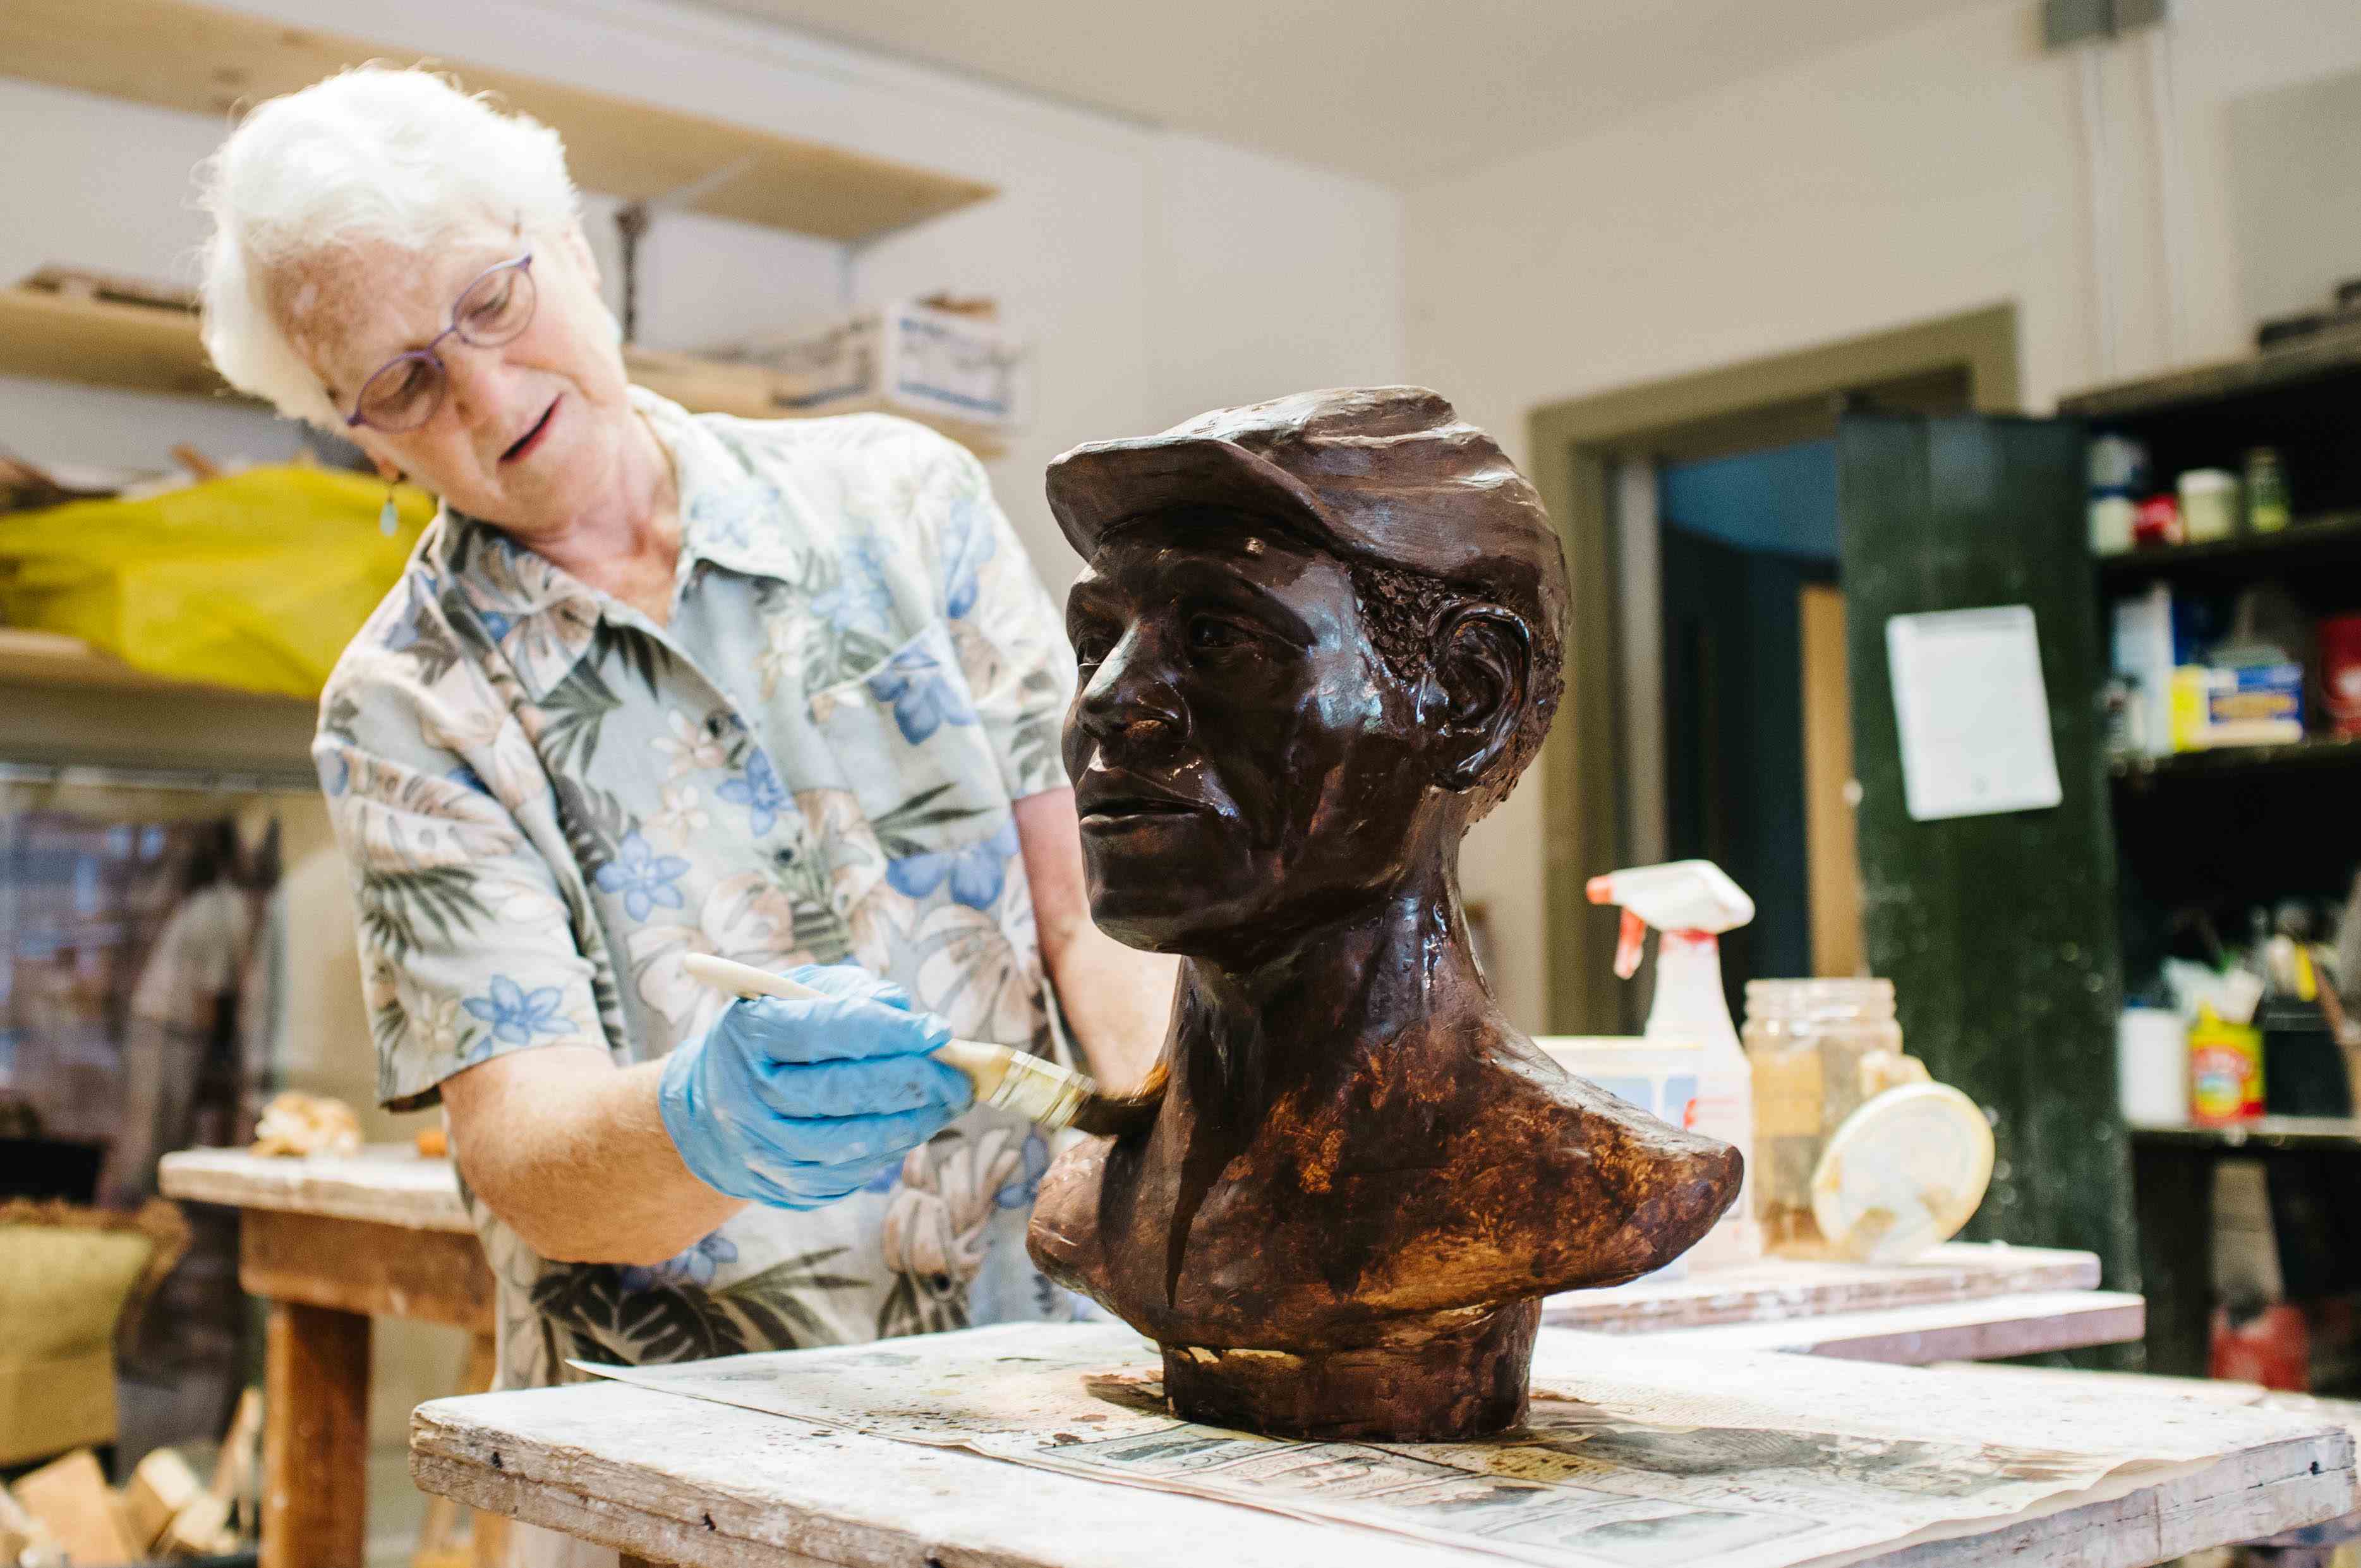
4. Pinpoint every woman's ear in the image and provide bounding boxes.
[1428,605,1532,795]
